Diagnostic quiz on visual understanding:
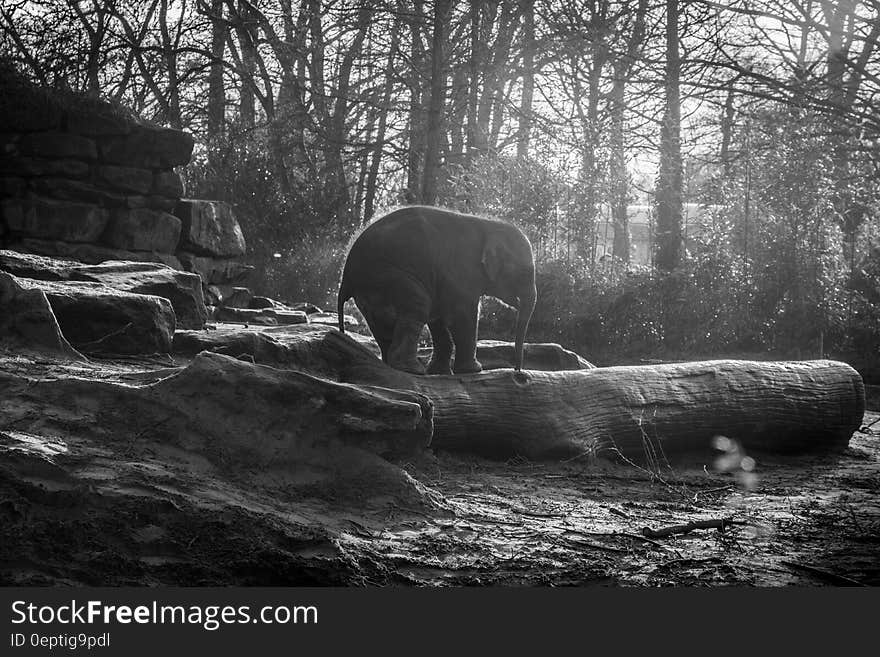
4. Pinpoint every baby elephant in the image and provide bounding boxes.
[337,205,537,374]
